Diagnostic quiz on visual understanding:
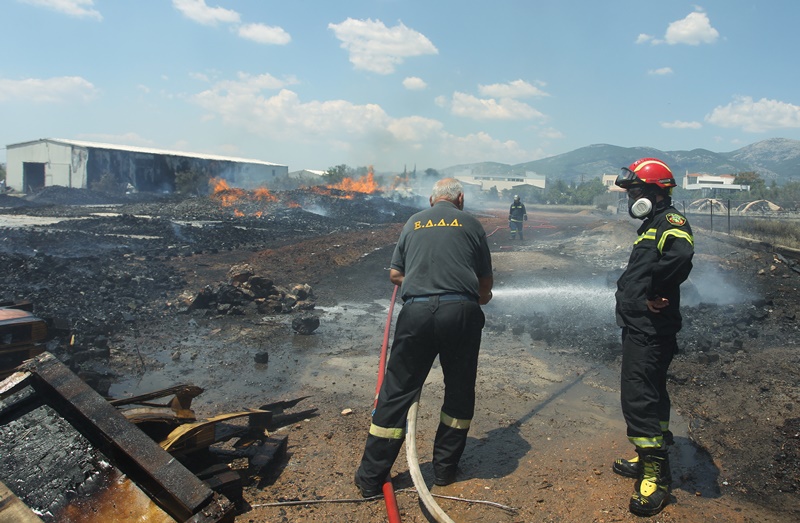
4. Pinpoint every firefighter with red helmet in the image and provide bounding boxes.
[612,158,694,516]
